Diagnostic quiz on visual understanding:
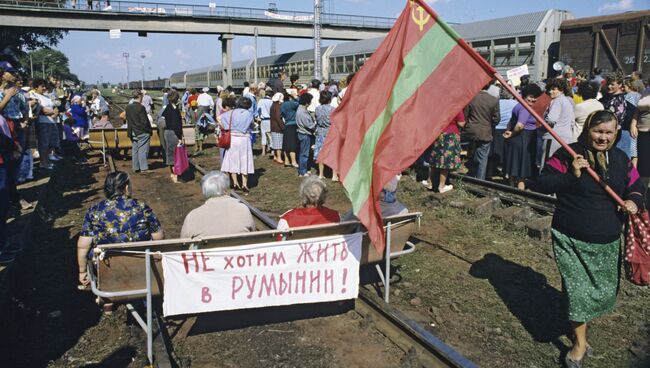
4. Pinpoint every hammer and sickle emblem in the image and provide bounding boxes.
[410,1,431,31]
